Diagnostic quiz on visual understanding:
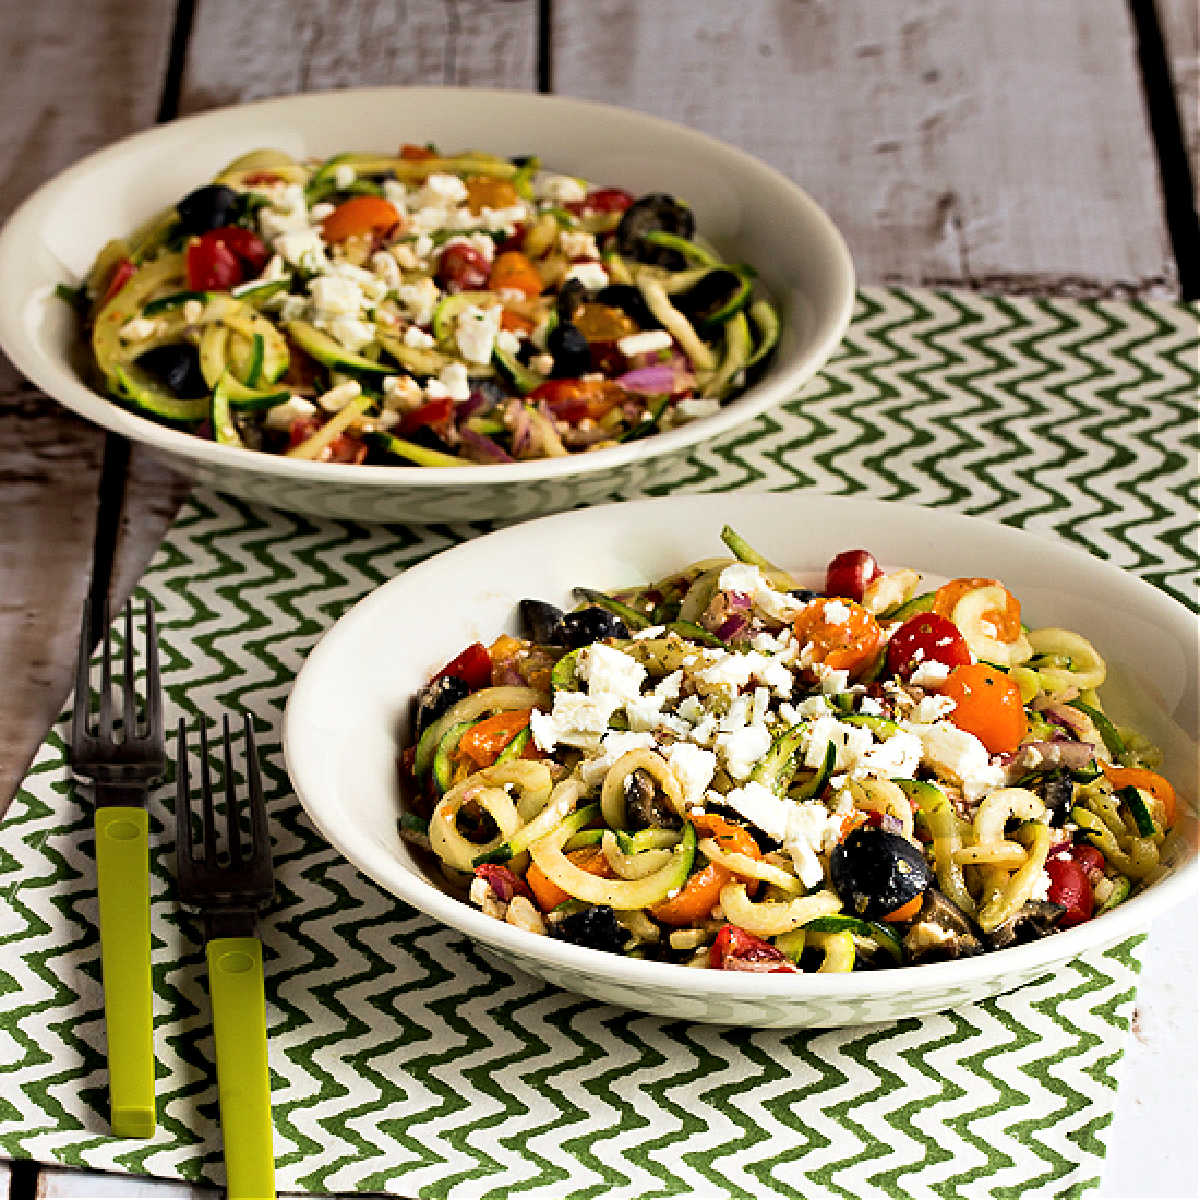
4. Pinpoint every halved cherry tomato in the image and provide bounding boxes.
[650,816,760,927]
[465,176,519,215]
[933,577,1022,641]
[500,308,535,334]
[398,396,454,435]
[886,612,972,680]
[566,187,635,216]
[321,196,402,243]
[186,234,241,290]
[185,226,269,290]
[473,863,535,905]
[792,597,883,678]
[526,847,612,912]
[1045,856,1093,927]
[437,243,491,293]
[434,642,493,691]
[284,415,367,464]
[1052,842,1105,879]
[1101,764,1177,828]
[529,377,625,424]
[488,250,543,298]
[457,708,532,769]
[100,258,135,306]
[399,143,436,160]
[709,924,795,972]
[938,663,1027,754]
[825,549,882,602]
[573,302,637,342]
